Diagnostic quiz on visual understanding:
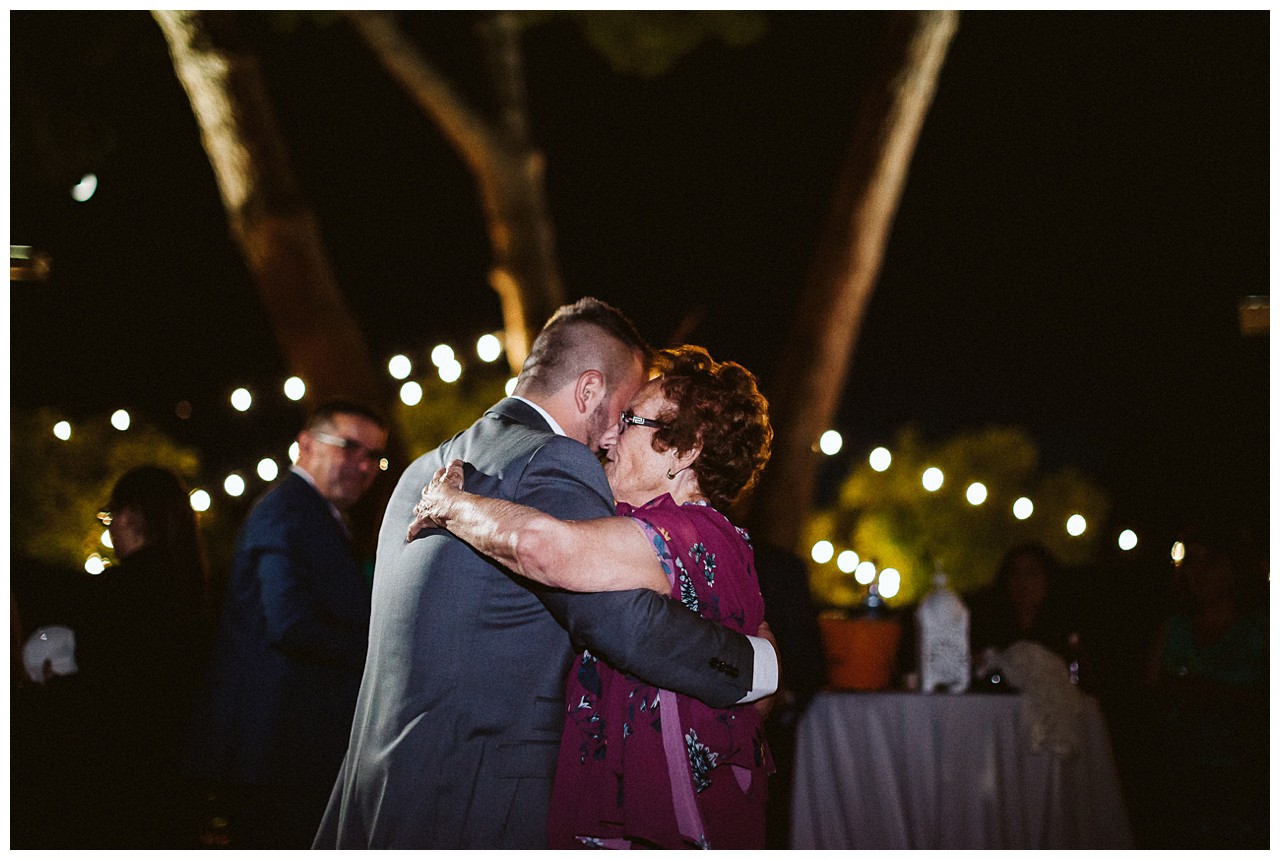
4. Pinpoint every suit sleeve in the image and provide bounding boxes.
[253,551,368,671]
[516,440,756,710]
[250,508,369,672]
